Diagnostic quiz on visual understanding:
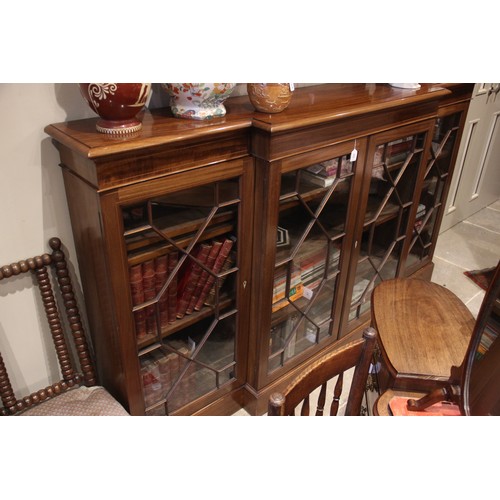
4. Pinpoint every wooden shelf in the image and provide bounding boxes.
[127,221,236,266]
[136,296,235,351]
